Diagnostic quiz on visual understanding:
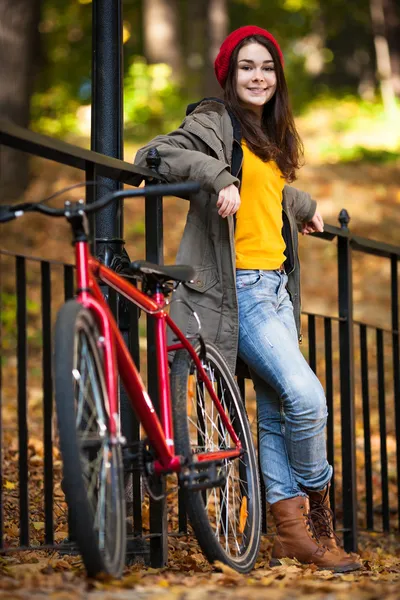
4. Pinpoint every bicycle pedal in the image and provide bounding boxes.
[122,450,140,467]
[180,462,226,492]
